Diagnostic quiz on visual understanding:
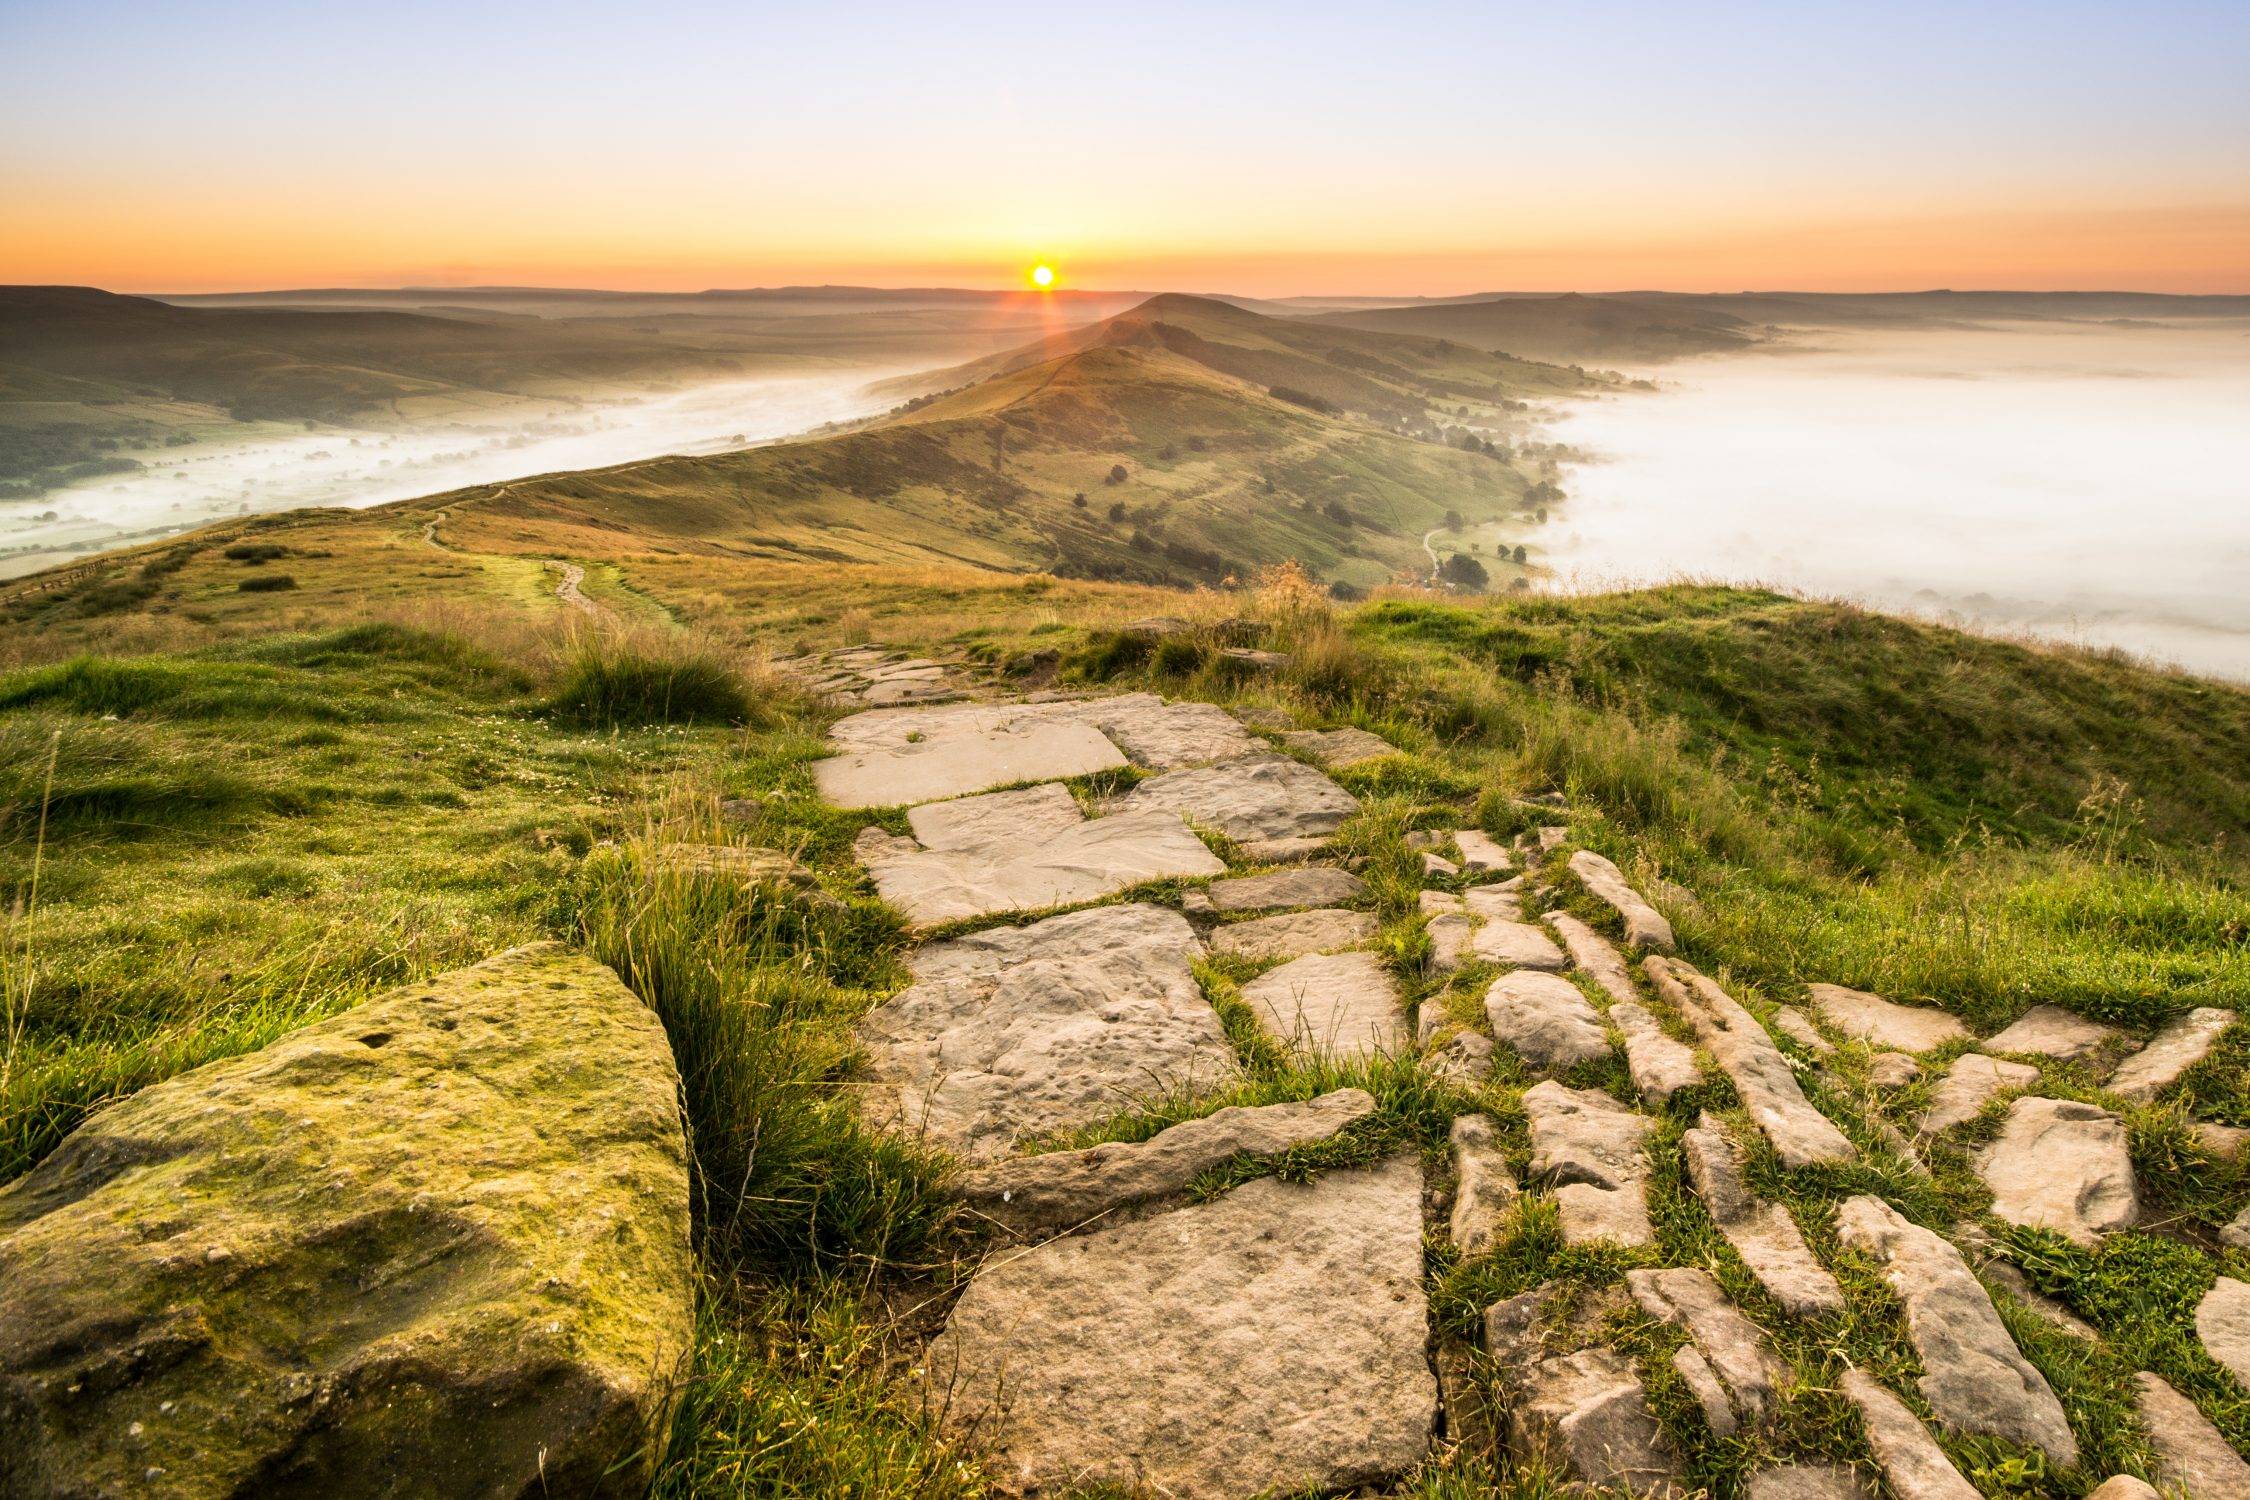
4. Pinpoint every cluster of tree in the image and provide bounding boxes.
[1268,385,1339,415]
[1438,553,1489,588]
